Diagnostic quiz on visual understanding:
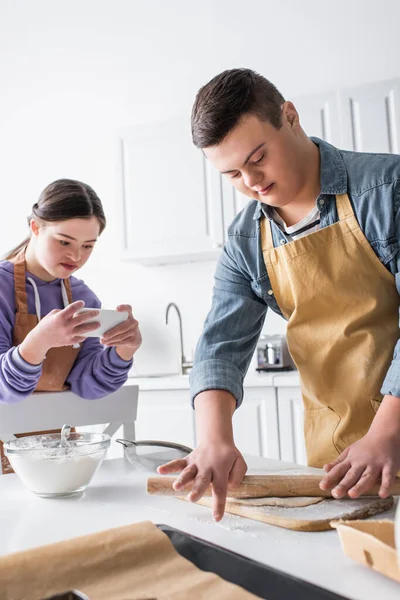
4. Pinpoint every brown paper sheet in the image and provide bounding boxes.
[0,521,259,600]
